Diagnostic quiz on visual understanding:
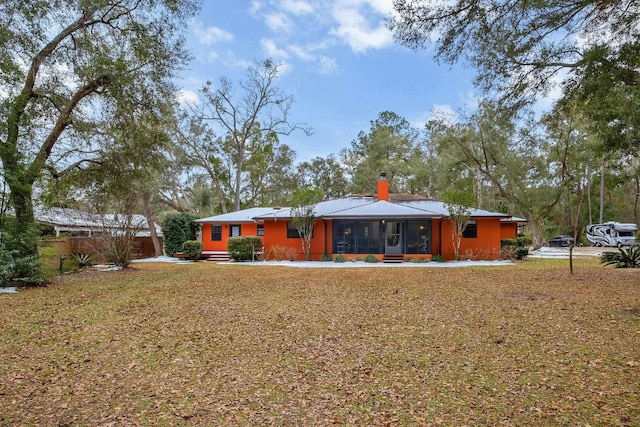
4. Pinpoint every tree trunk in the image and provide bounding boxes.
[528,215,544,249]
[142,195,163,257]
[5,179,39,257]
